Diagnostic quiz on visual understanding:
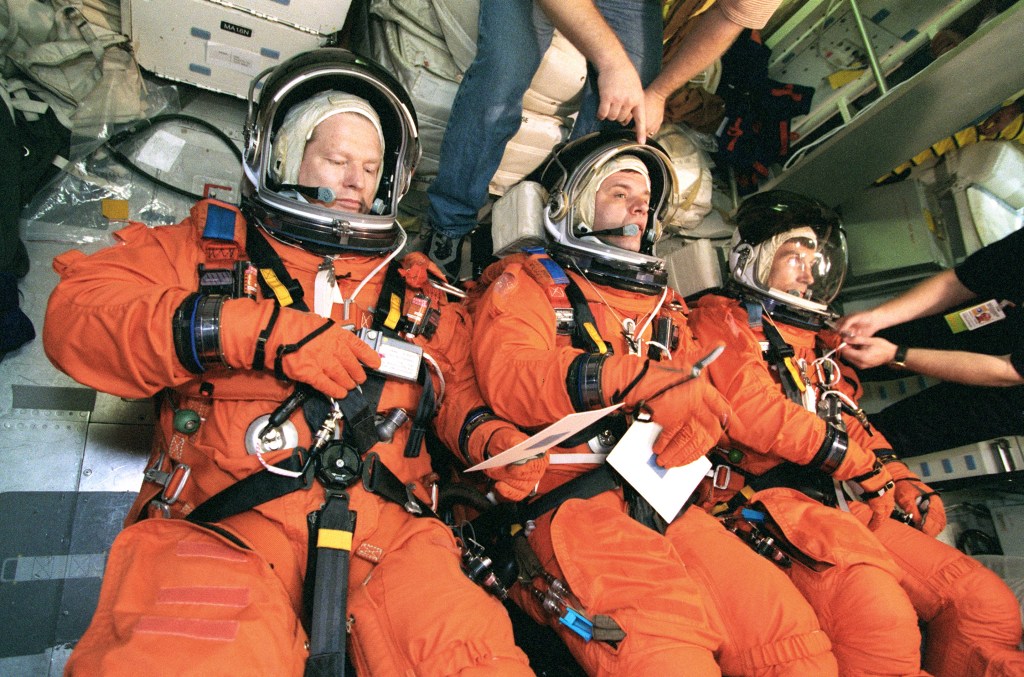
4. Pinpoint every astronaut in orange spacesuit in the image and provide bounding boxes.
[687,189,1024,677]
[467,133,837,676]
[44,49,533,676]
